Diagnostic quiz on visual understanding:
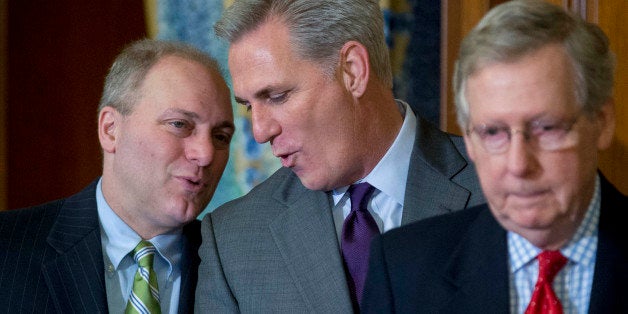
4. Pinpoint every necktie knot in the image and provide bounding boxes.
[537,250,567,283]
[133,240,156,268]
[349,182,375,212]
